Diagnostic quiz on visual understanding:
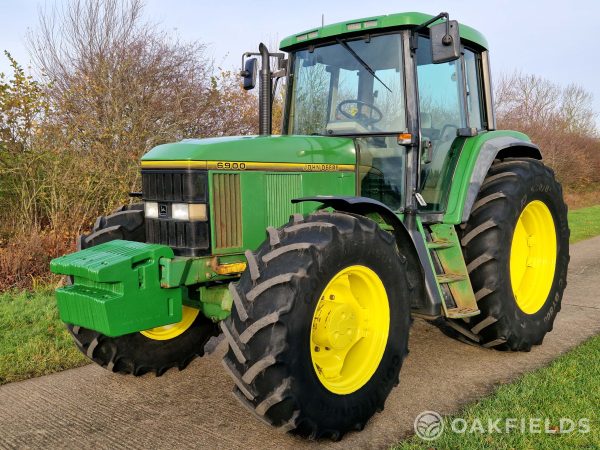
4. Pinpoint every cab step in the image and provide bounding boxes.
[436,273,466,284]
[426,239,455,250]
[445,306,481,319]
[427,224,480,319]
